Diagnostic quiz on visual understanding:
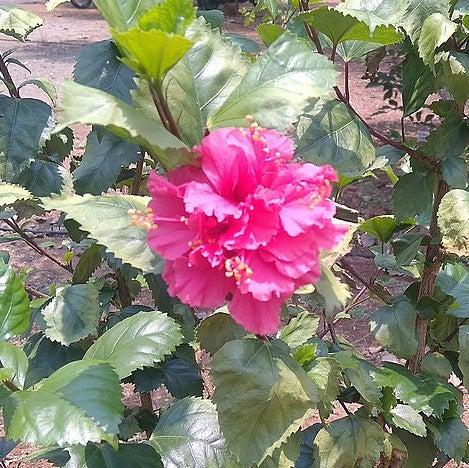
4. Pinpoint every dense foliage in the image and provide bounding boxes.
[0,0,468,466]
